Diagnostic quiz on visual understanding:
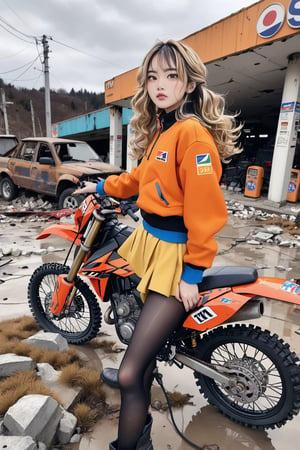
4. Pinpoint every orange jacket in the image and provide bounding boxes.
[100,115,228,272]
